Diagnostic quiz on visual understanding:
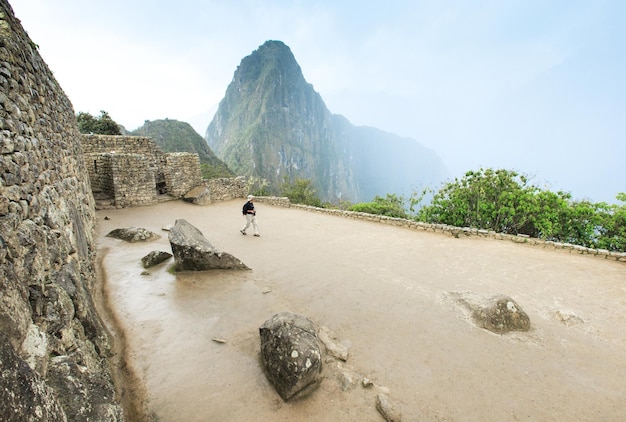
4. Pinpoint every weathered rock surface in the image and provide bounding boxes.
[318,325,349,361]
[183,185,212,205]
[0,2,124,419]
[449,291,531,334]
[259,312,323,401]
[168,219,249,271]
[376,393,402,422]
[106,227,160,242]
[0,333,67,422]
[141,250,173,268]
